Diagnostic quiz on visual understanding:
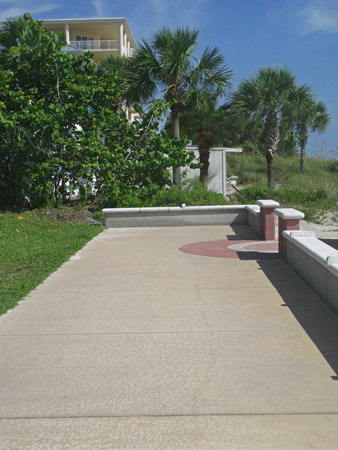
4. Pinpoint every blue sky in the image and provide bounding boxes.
[1,0,338,157]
